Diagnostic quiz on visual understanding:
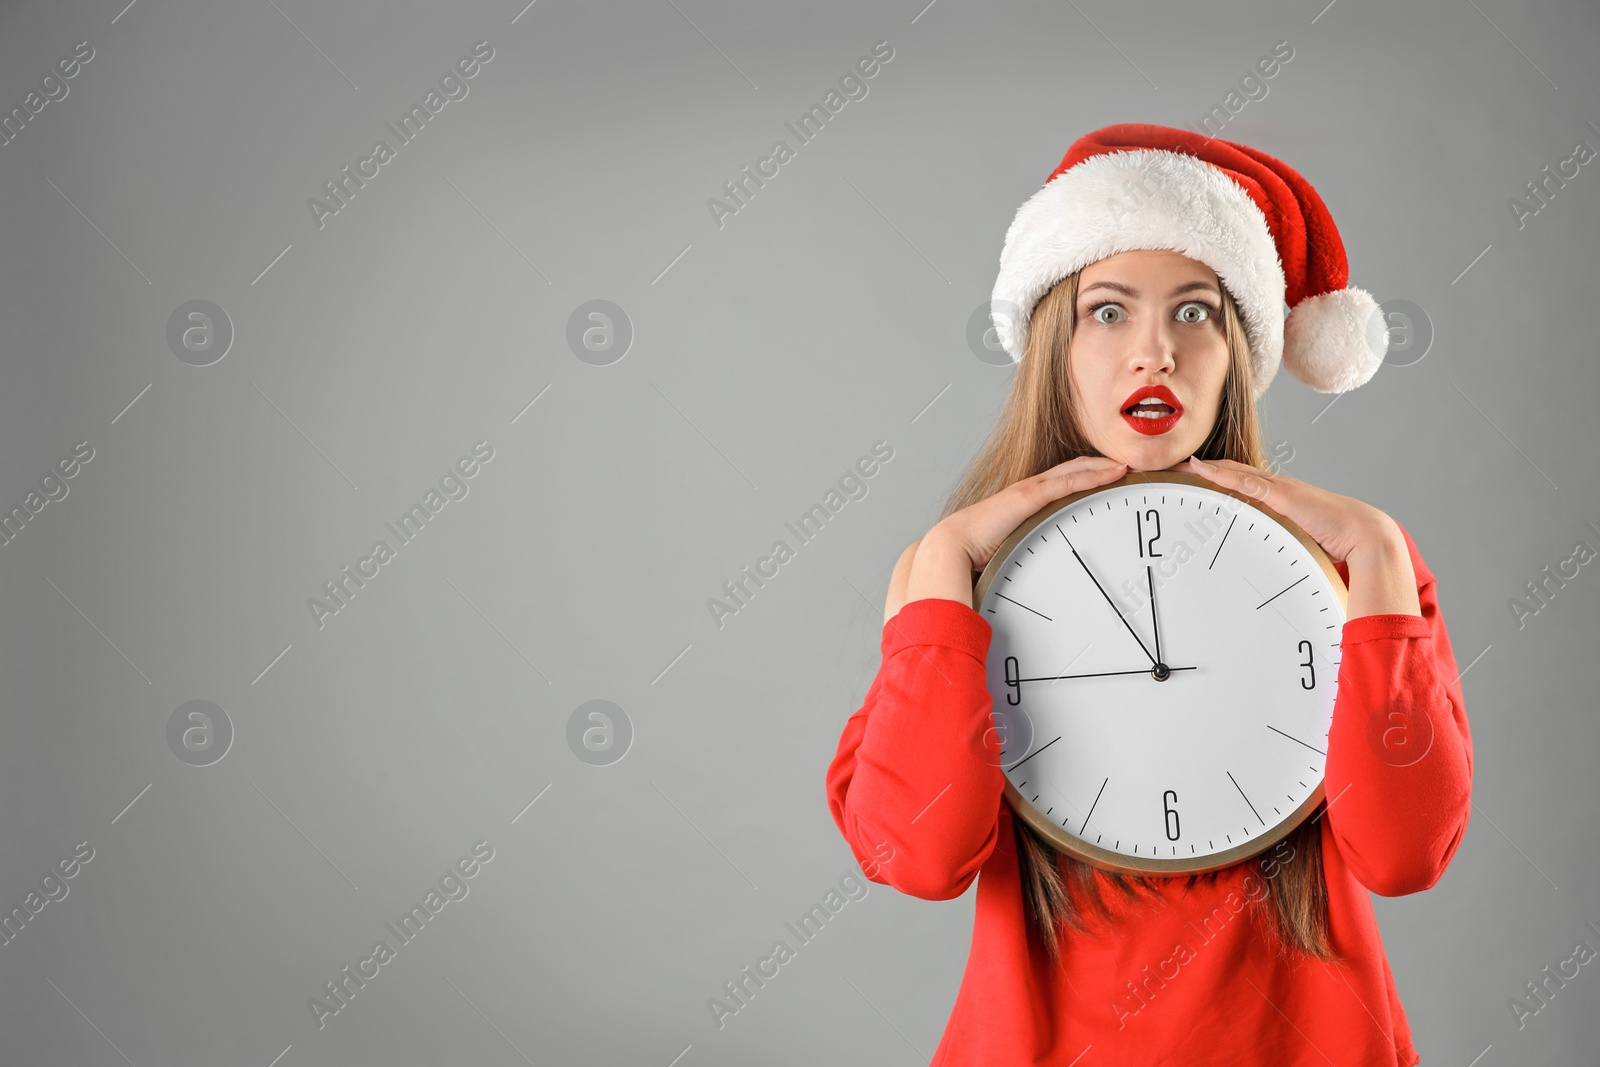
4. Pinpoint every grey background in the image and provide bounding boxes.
[0,0,1595,1064]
